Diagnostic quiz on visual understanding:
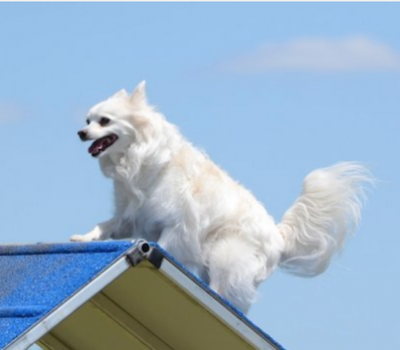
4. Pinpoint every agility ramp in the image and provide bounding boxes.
[0,240,285,350]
